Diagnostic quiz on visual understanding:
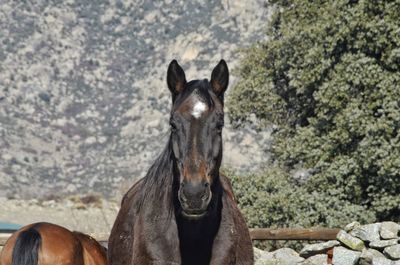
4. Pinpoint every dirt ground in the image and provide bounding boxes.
[0,196,120,236]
